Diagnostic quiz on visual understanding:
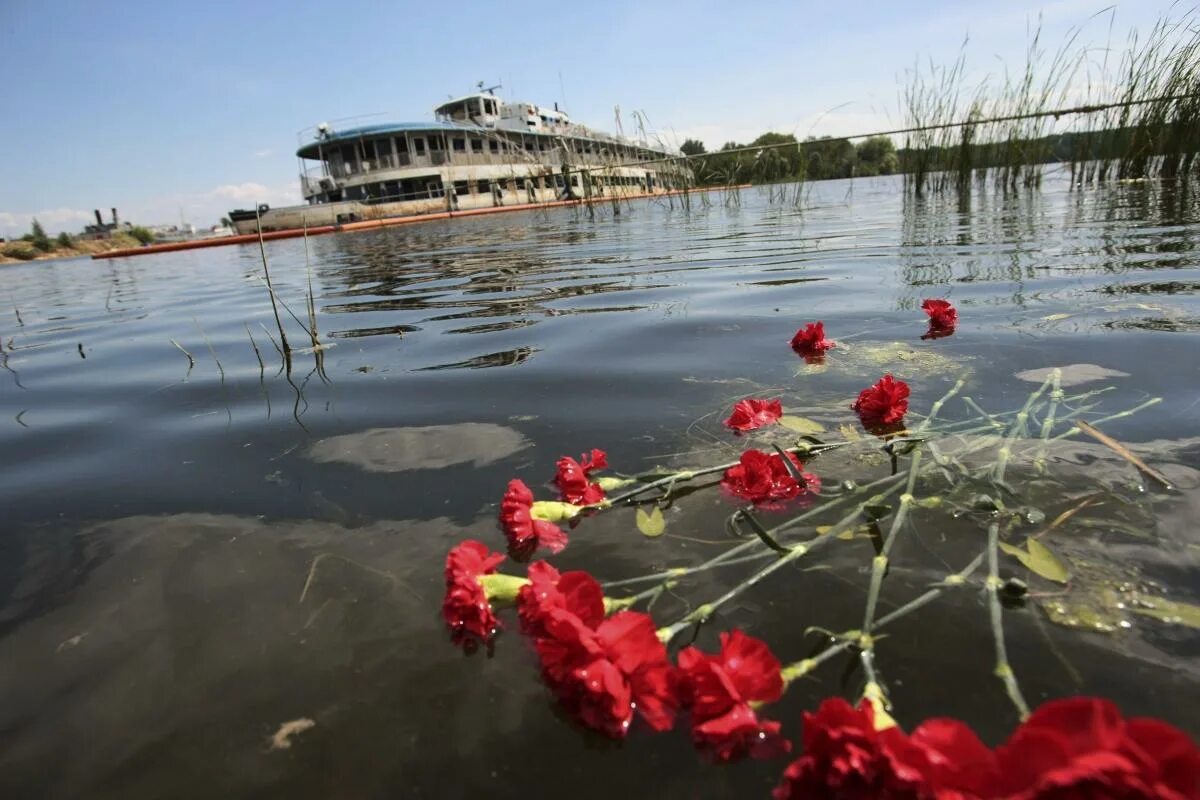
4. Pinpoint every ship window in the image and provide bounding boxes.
[395,136,408,153]
[413,137,426,155]
[470,138,483,153]
[524,140,533,151]
[538,140,547,151]
[488,140,499,153]
[476,180,488,194]
[453,180,469,196]
[428,135,442,151]
[571,175,580,187]
[452,138,465,152]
